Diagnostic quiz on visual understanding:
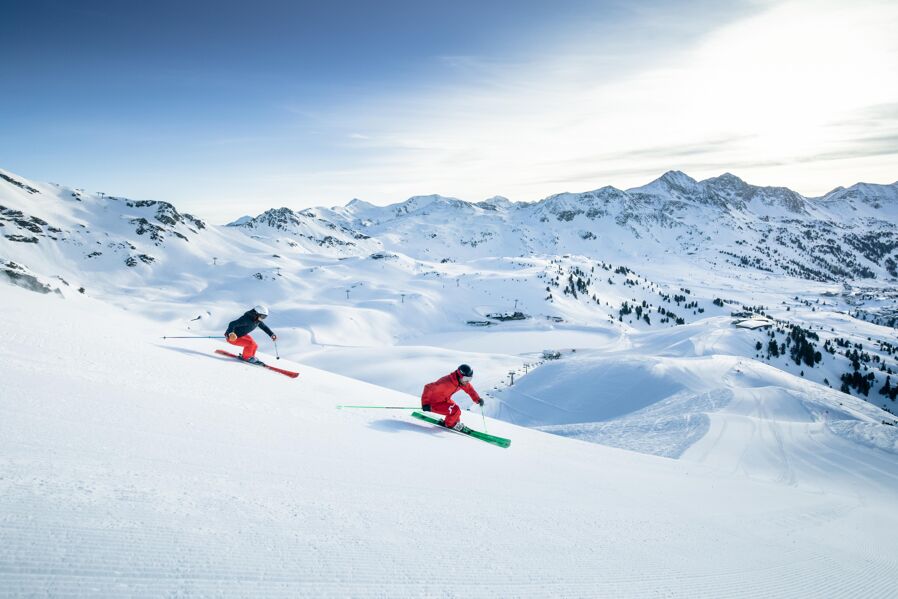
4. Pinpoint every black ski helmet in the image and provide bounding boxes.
[458,364,473,378]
